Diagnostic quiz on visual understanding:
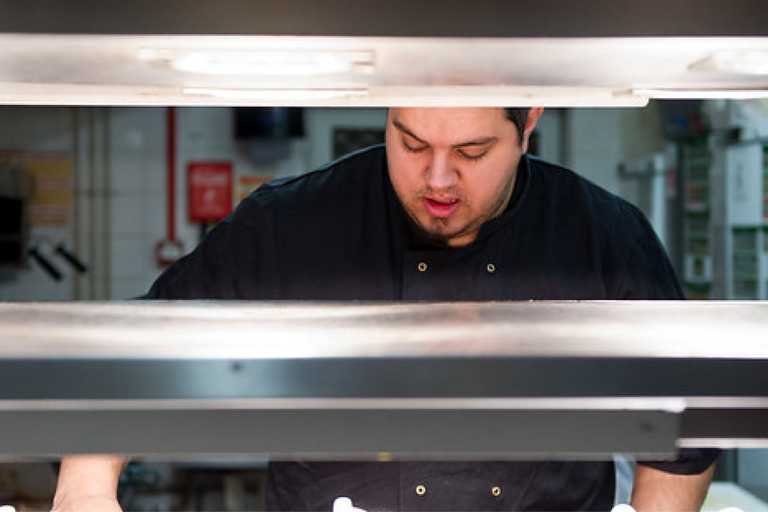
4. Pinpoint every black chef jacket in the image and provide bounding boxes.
[145,145,718,511]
